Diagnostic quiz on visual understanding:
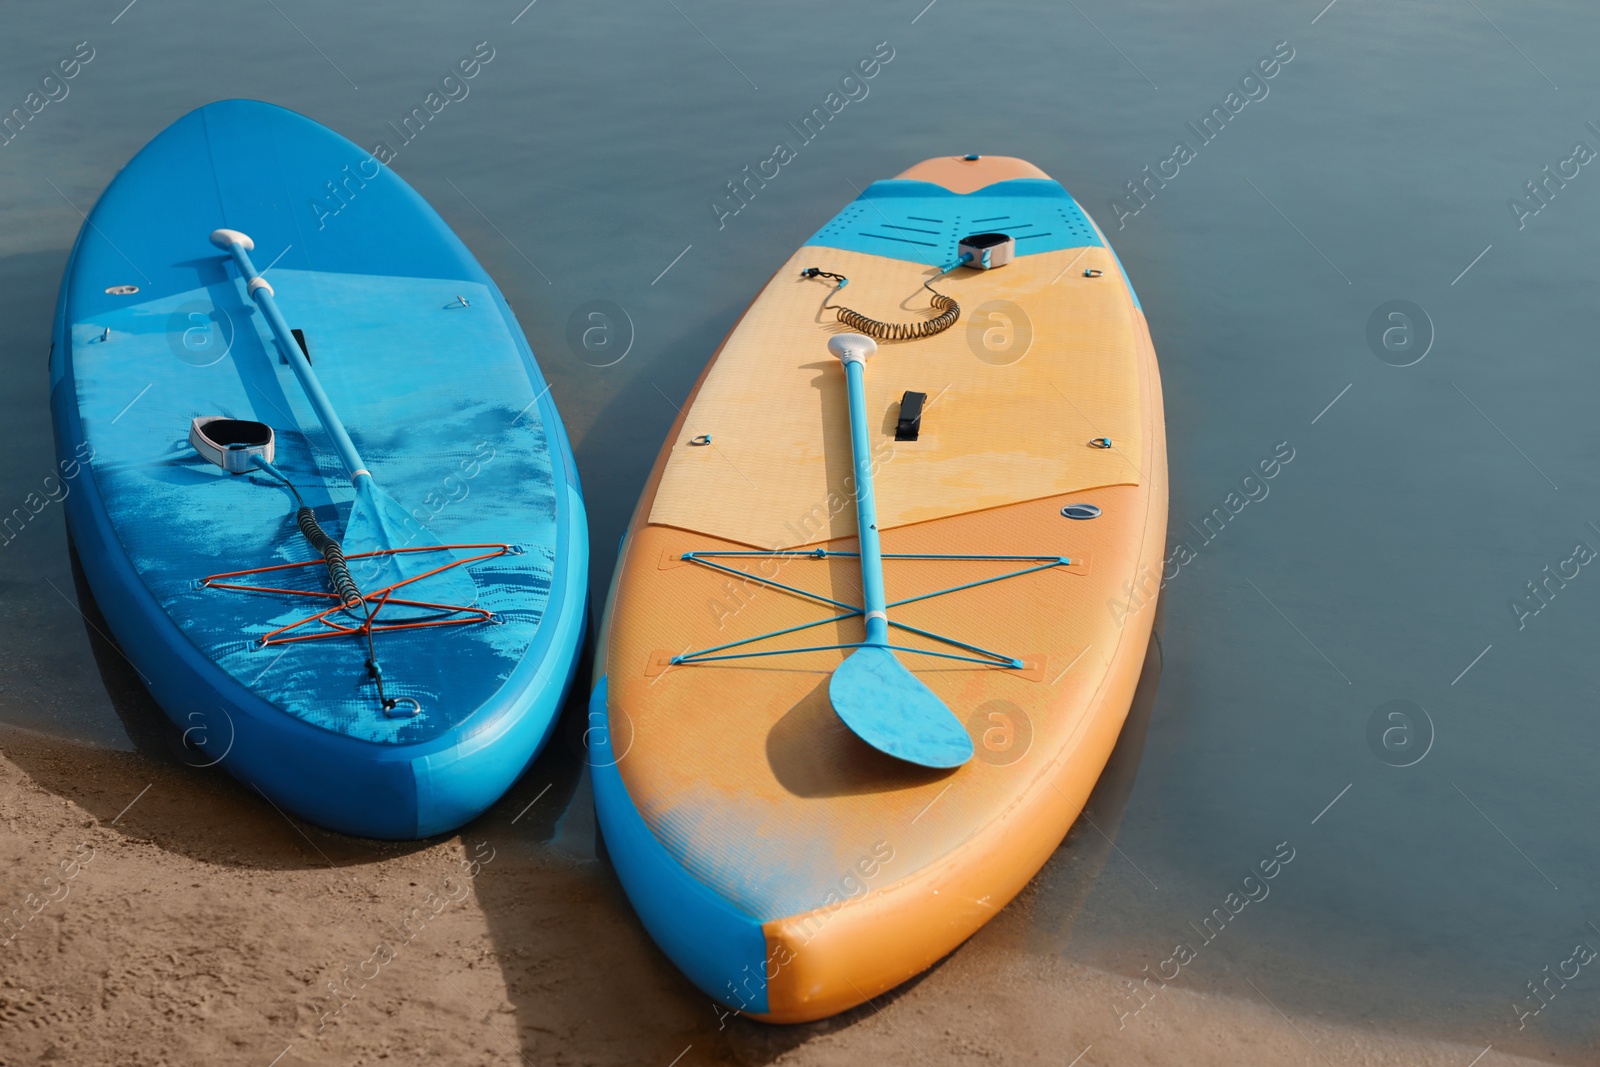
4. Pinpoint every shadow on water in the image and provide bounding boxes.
[992,623,1168,959]
[564,298,749,612]
[0,248,140,748]
[64,536,186,763]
